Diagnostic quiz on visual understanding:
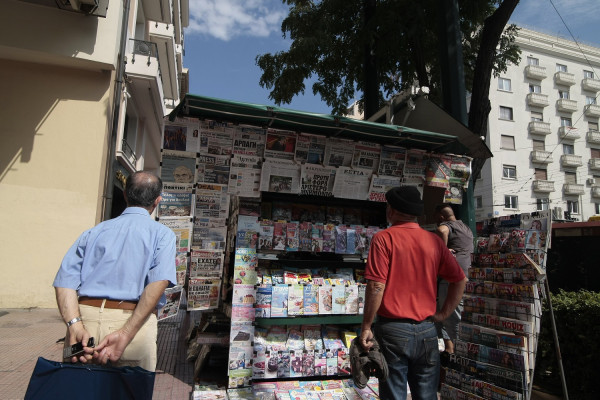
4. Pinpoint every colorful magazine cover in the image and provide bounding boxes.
[331,285,346,314]
[303,284,319,316]
[286,221,300,251]
[288,284,304,316]
[255,285,272,318]
[319,285,333,314]
[271,284,289,318]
